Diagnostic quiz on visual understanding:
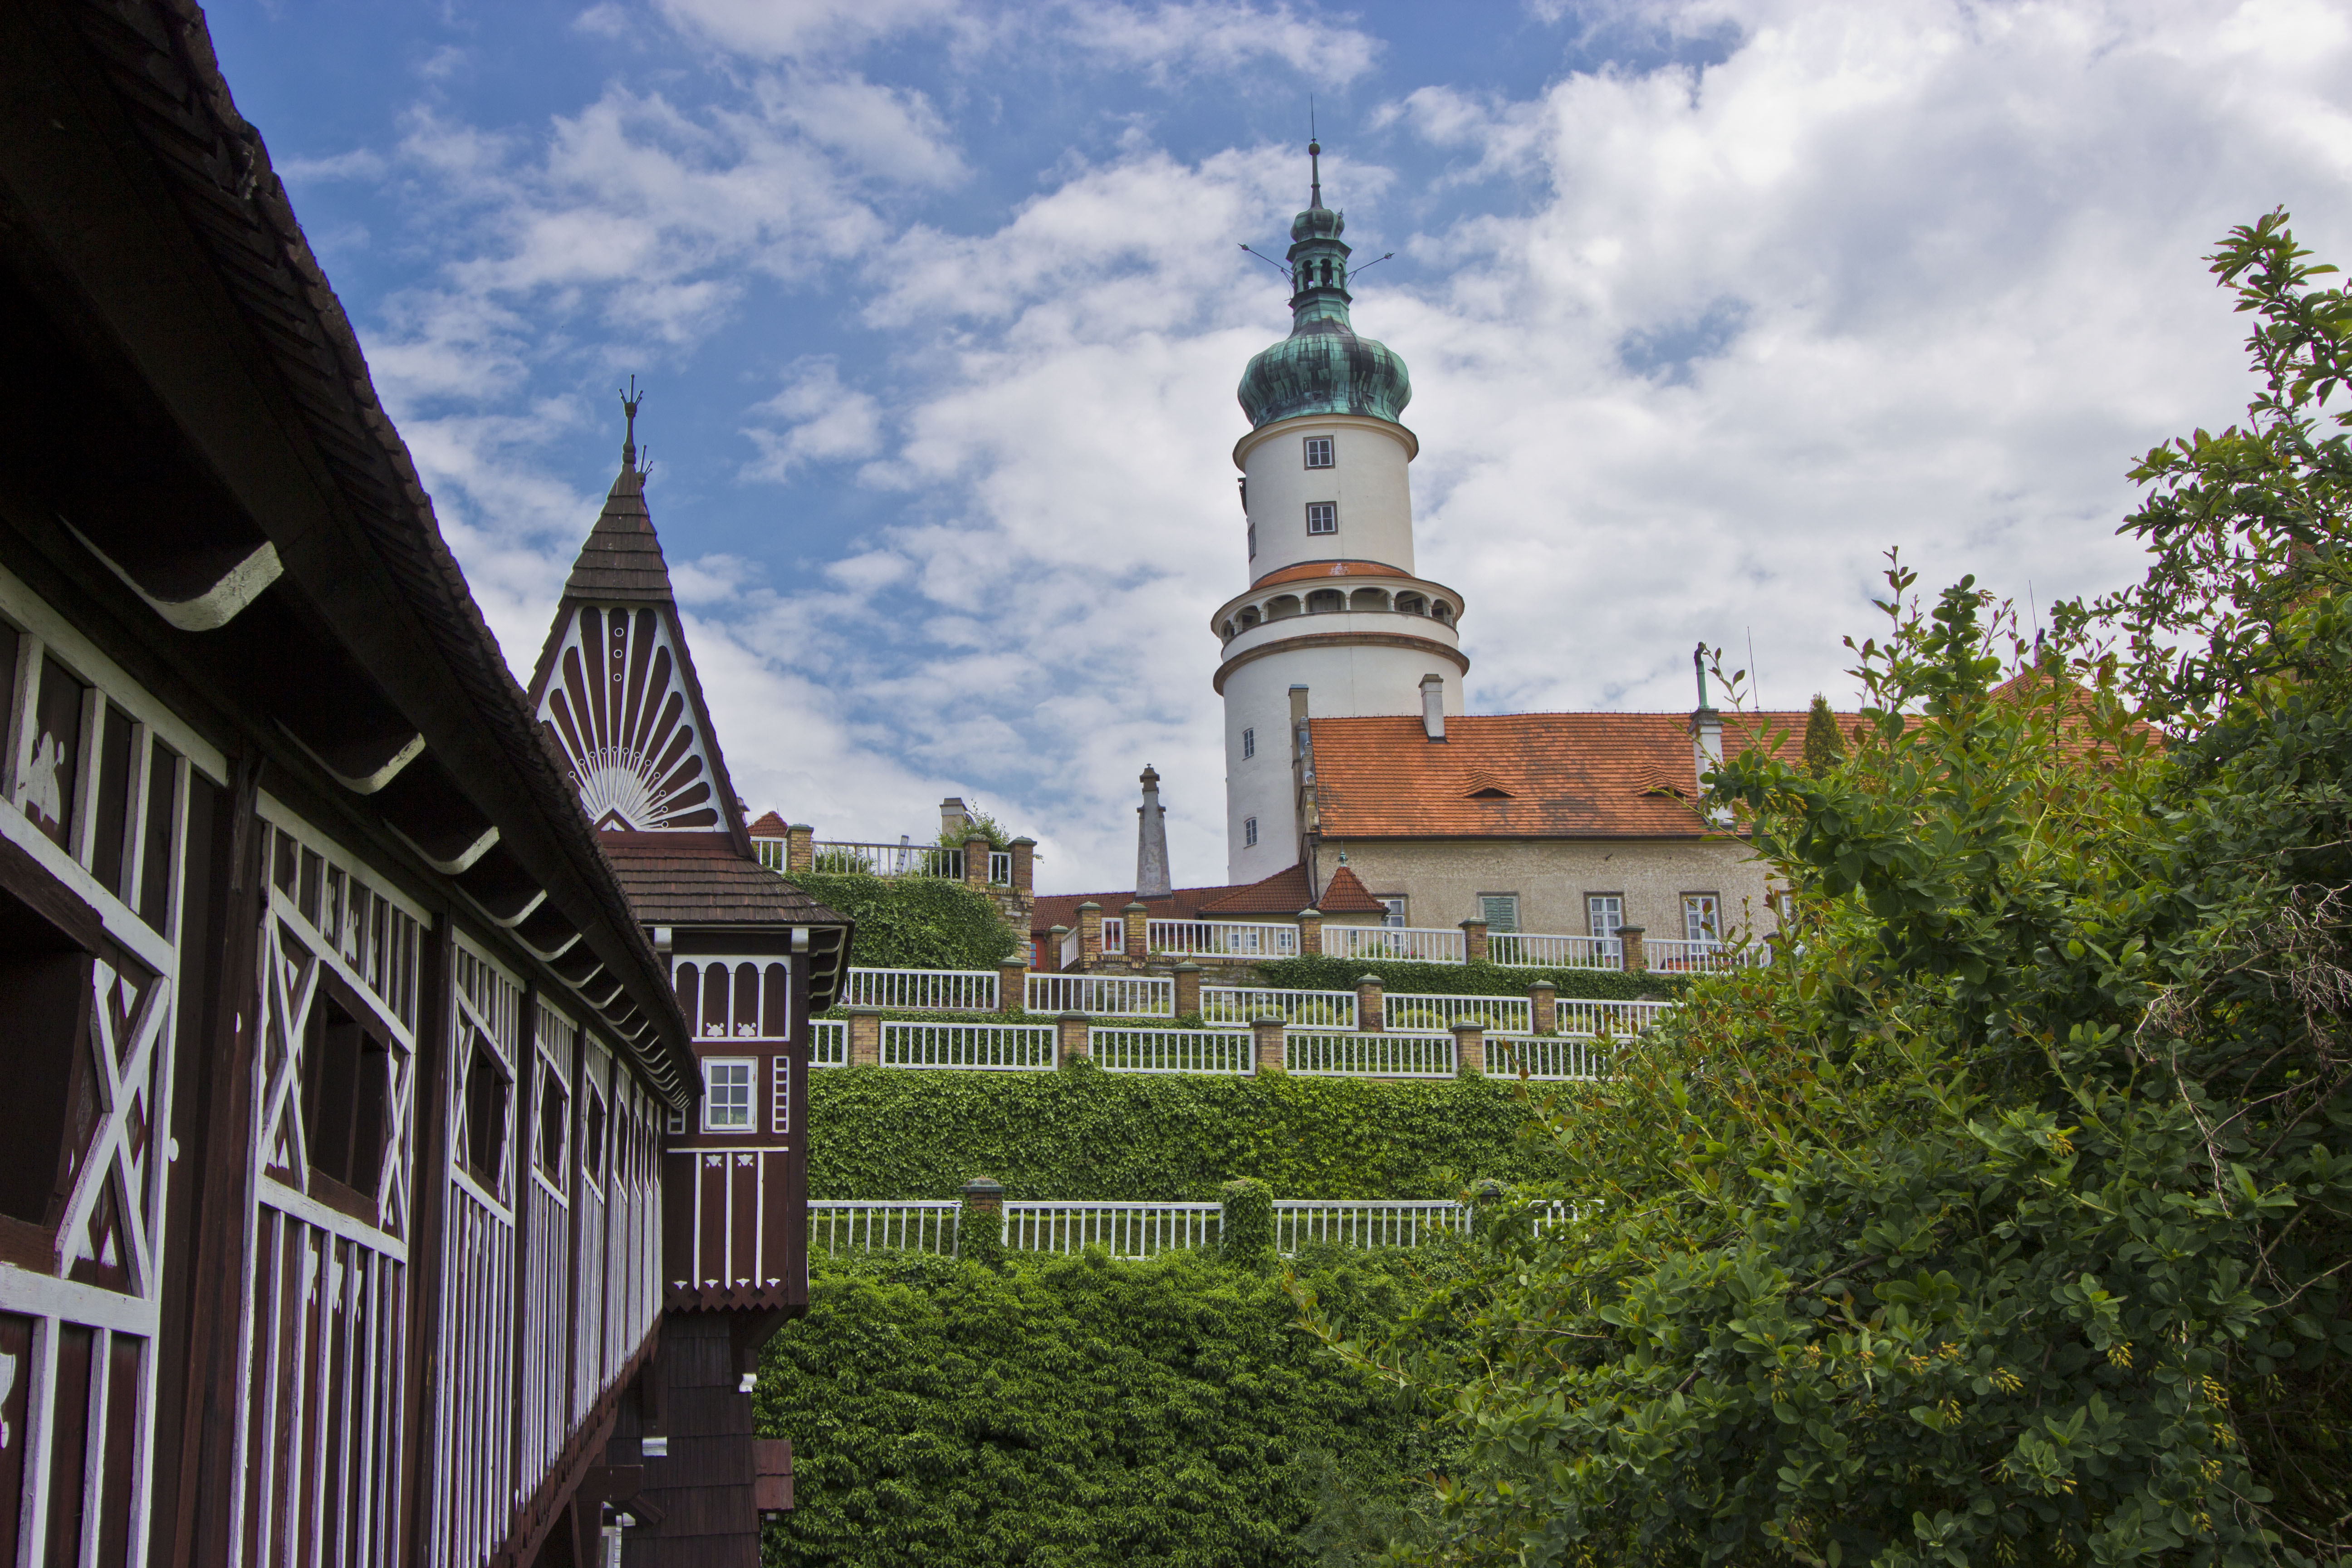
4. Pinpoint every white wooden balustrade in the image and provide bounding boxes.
[809,1017,848,1066]
[1145,918,1300,958]
[845,966,999,1011]
[1326,924,1467,963]
[1489,1035,1612,1080]
[1285,1031,1456,1078]
[808,1200,961,1254]
[1488,932,1622,969]
[1090,1027,1254,1075]
[1025,973,1175,1017]
[1200,986,1356,1028]
[881,1019,1057,1070]
[1381,993,1533,1034]
[1003,1201,1222,1258]
[1274,1200,1469,1251]
[811,839,963,879]
[1644,936,1765,972]
[1555,999,1676,1038]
